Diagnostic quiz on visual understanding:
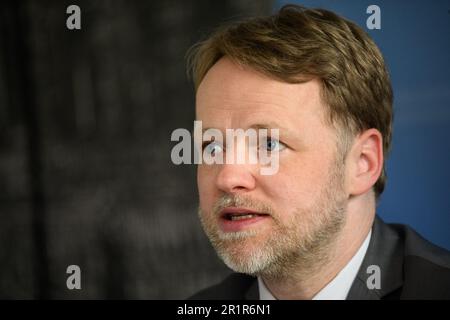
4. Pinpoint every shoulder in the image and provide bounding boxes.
[188,273,256,300]
[385,220,450,298]
[387,221,450,267]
